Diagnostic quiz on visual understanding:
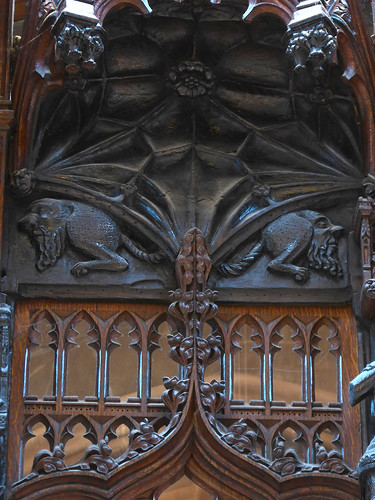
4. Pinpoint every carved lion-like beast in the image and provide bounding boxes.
[19,198,165,277]
[220,211,344,282]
